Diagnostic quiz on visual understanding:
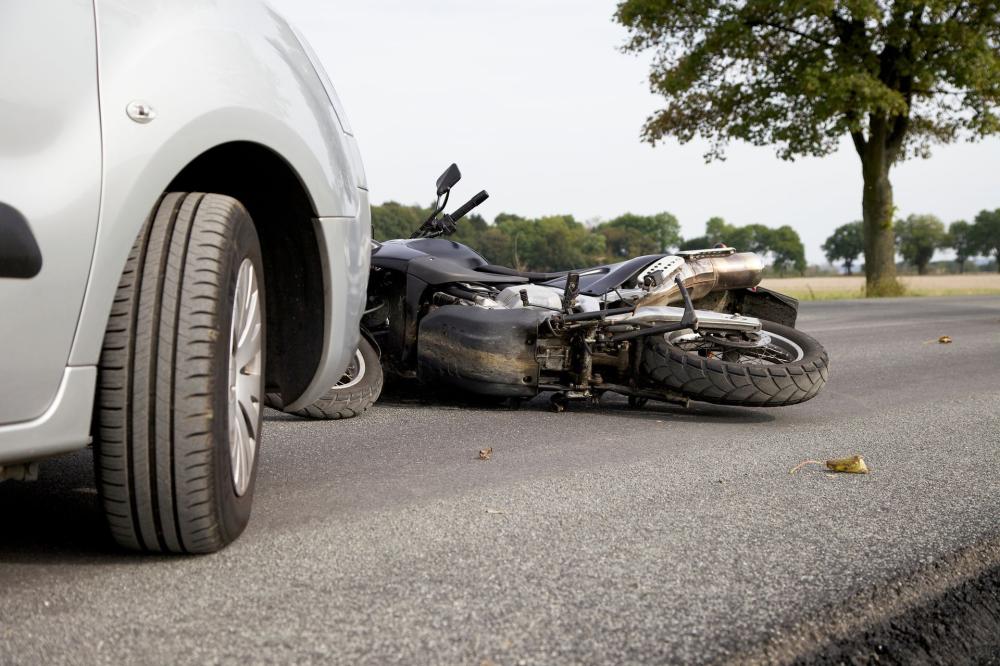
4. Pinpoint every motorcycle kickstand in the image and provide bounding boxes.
[549,392,569,413]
